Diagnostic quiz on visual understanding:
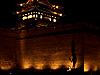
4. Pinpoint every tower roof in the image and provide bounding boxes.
[16,0,64,16]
